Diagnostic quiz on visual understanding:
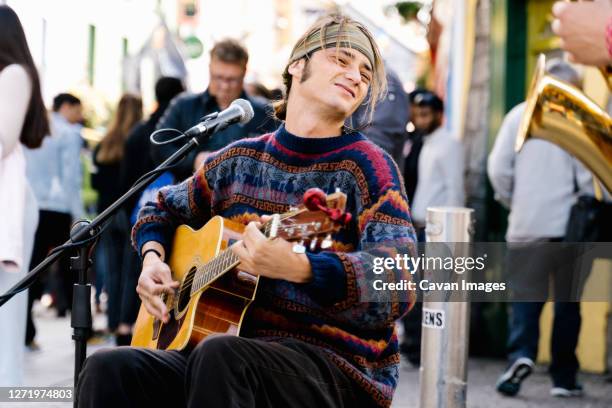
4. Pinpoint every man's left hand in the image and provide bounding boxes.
[230,220,313,283]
